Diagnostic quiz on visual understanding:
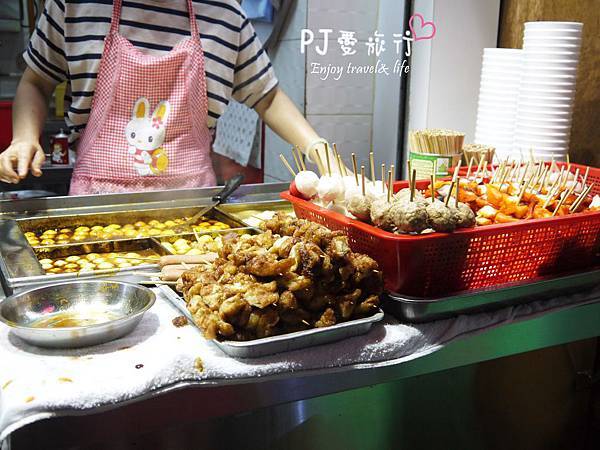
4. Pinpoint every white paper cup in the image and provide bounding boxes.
[524,21,583,31]
[517,108,573,120]
[518,96,573,110]
[524,53,580,63]
[520,86,576,96]
[521,79,577,89]
[523,41,582,51]
[521,70,577,80]
[523,35,582,44]
[517,127,571,138]
[517,131,571,142]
